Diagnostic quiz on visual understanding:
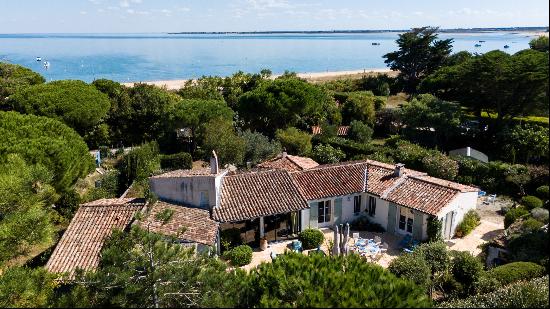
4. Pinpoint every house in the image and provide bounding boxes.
[46,198,219,277]
[311,125,350,136]
[149,152,479,247]
[449,146,489,163]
